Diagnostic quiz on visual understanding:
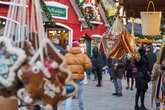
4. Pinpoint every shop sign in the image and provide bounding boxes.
[45,1,68,20]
